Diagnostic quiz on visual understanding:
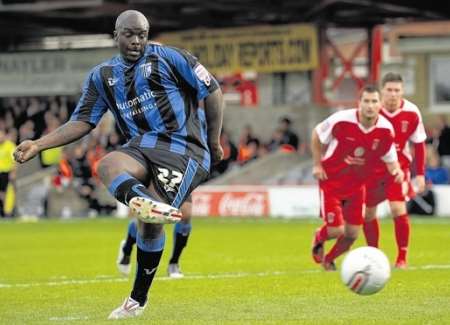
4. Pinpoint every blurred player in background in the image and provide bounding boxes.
[311,85,403,271]
[117,200,193,278]
[363,73,426,269]
[14,10,223,320]
[0,129,16,218]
